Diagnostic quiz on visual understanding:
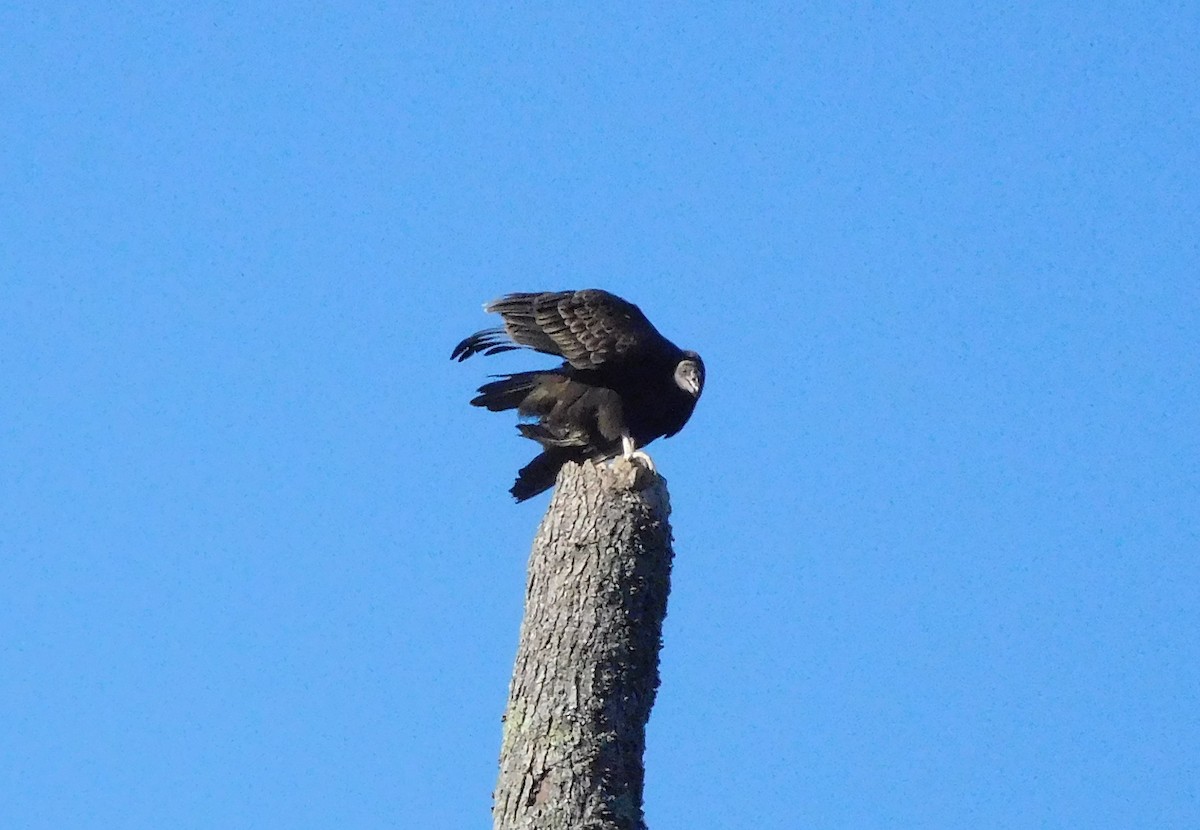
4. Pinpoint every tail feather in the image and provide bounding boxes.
[470,371,544,412]
[470,371,580,418]
[511,449,577,502]
[461,366,609,502]
[517,422,589,448]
